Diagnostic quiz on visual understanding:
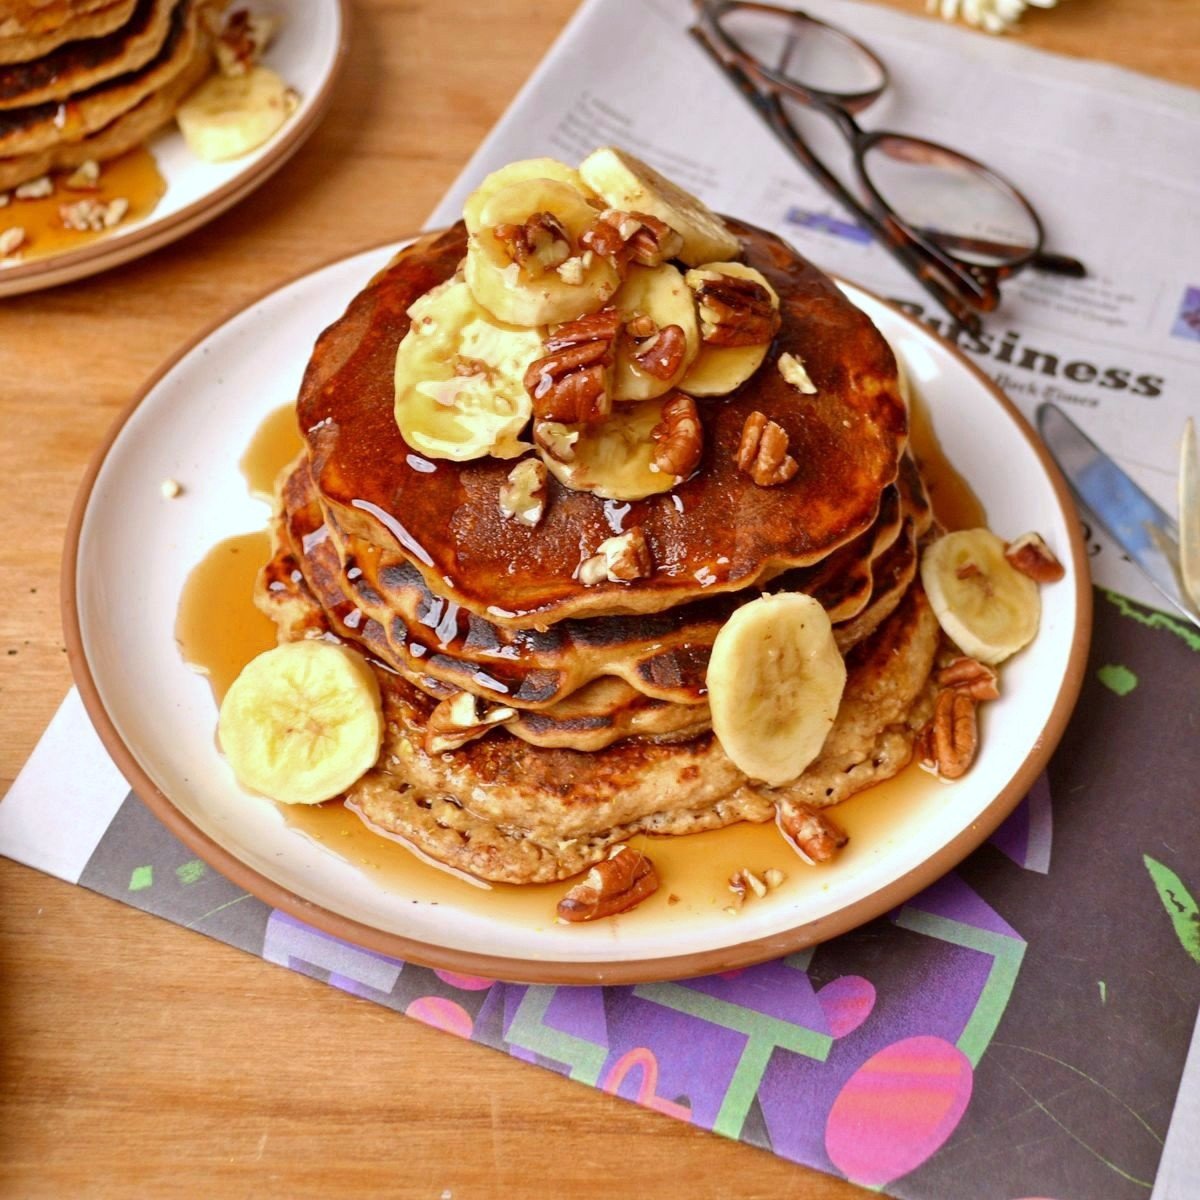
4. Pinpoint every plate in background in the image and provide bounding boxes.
[0,0,349,297]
